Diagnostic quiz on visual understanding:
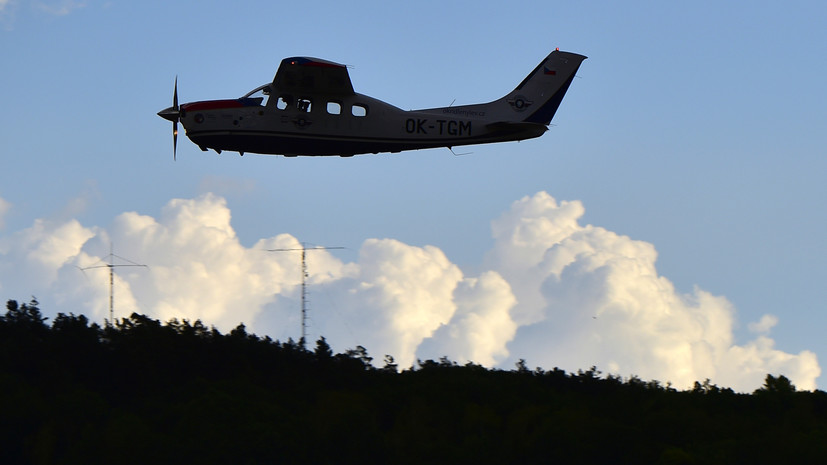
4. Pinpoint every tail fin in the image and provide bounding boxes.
[500,50,586,124]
